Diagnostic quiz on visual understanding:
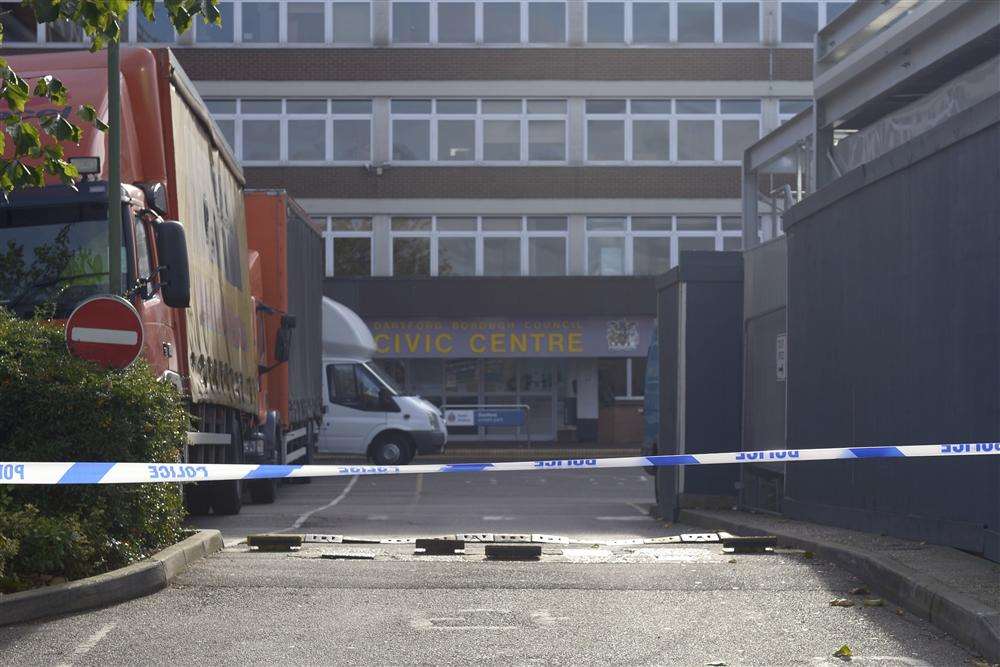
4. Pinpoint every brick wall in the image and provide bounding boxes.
[244,166,741,200]
[174,48,812,81]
